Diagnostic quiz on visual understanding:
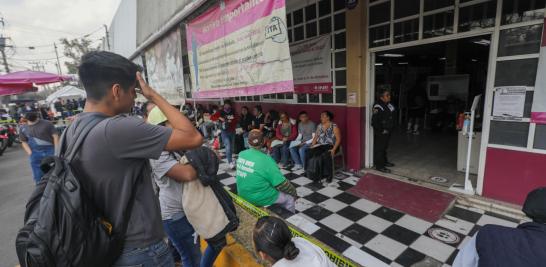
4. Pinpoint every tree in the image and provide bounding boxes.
[59,38,97,74]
